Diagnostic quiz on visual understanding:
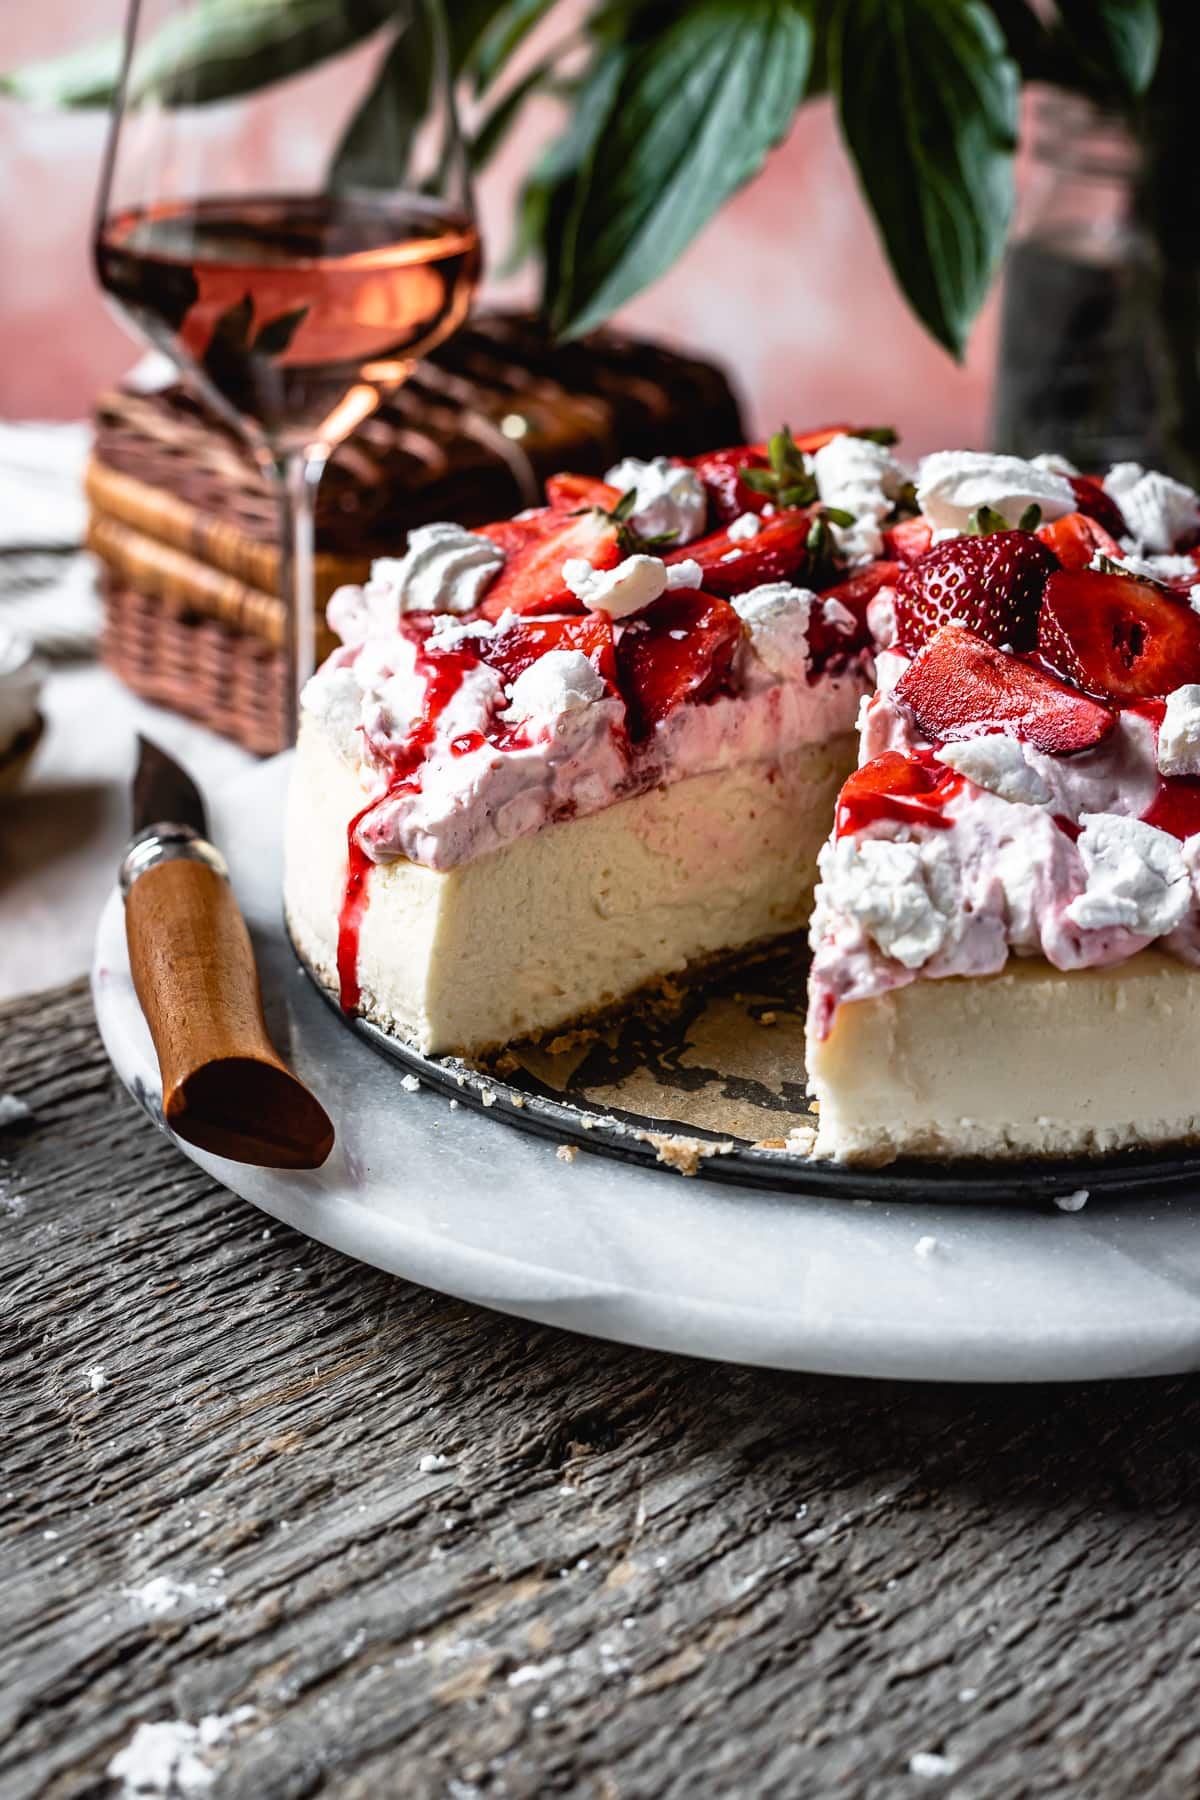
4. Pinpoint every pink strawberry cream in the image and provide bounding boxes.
[808,645,1200,1041]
